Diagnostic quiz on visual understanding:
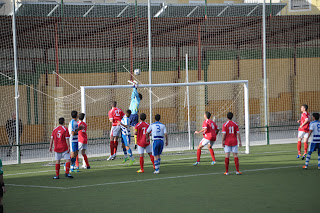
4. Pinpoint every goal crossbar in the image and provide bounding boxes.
[80,80,250,154]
